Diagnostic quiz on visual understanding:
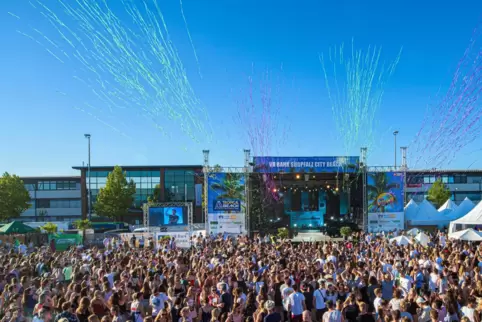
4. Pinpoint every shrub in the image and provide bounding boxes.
[340,226,352,237]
